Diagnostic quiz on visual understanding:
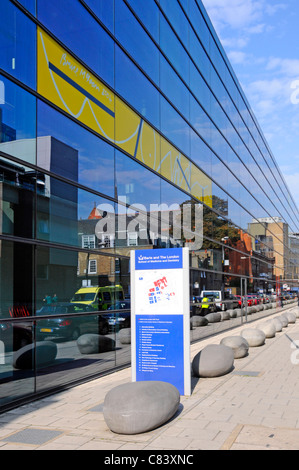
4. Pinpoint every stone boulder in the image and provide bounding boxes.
[272,318,283,332]
[220,336,249,359]
[285,312,296,324]
[259,321,276,338]
[279,315,288,328]
[220,310,230,321]
[119,328,131,344]
[204,312,221,323]
[229,309,237,318]
[13,341,57,369]
[77,334,115,354]
[191,315,208,327]
[241,328,266,347]
[192,344,234,378]
[103,381,180,434]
